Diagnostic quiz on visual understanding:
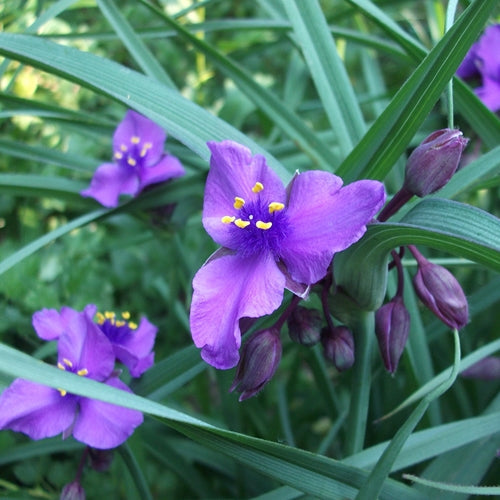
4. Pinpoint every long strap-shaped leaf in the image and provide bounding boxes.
[336,0,498,182]
[0,33,290,180]
[0,342,426,500]
[282,0,366,157]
